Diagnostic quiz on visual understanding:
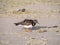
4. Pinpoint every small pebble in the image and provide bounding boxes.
[22,9,26,12]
